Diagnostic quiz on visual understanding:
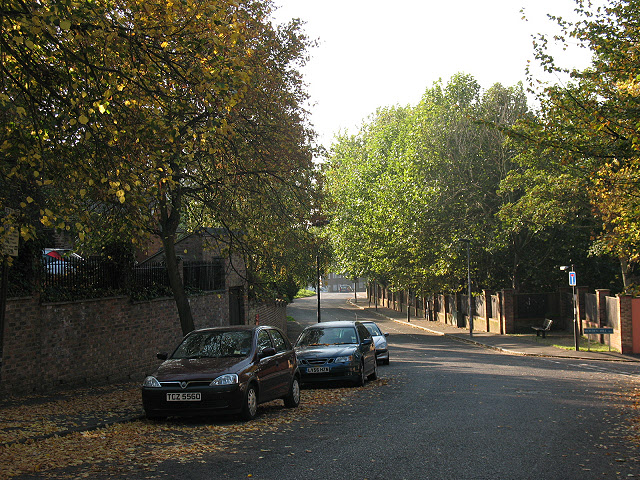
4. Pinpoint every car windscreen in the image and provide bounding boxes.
[172,330,253,359]
[296,327,358,346]
[364,323,382,336]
